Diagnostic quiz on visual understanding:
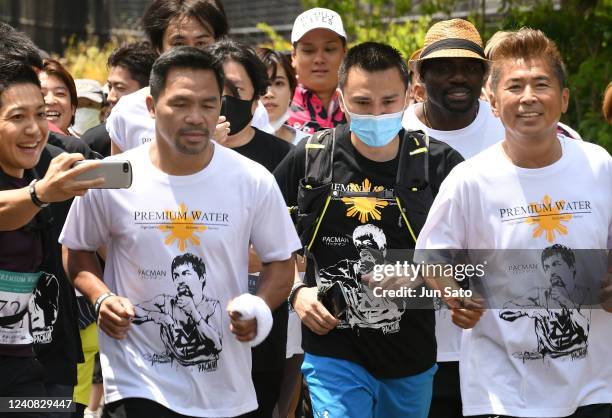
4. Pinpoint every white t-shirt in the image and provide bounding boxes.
[415,136,612,417]
[107,87,274,152]
[60,143,301,417]
[404,99,505,362]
